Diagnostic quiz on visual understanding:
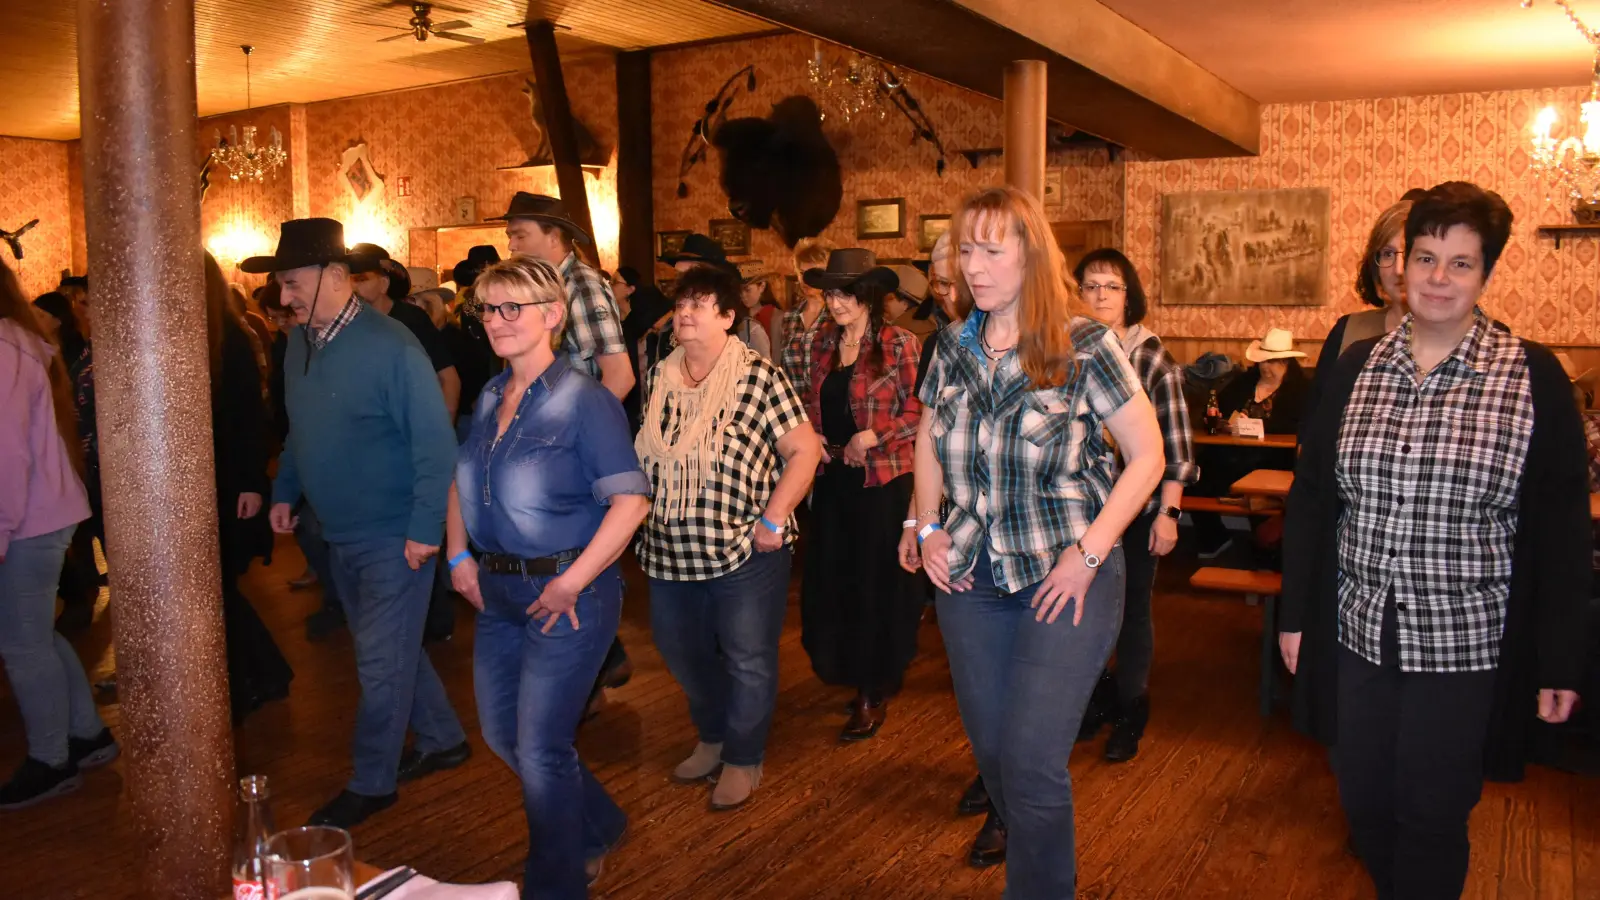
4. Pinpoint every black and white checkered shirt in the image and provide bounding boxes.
[1117,325,1200,512]
[1334,310,1532,672]
[635,350,810,581]
[559,253,626,379]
